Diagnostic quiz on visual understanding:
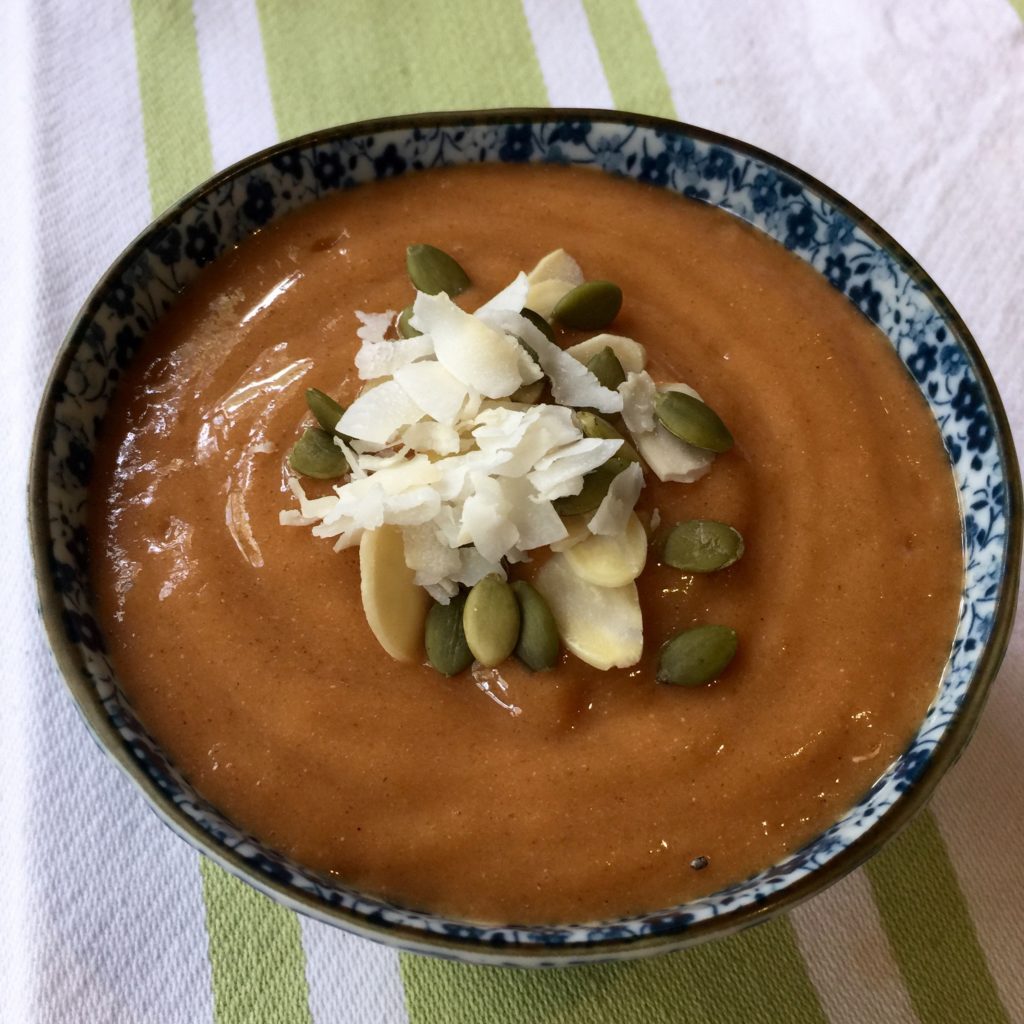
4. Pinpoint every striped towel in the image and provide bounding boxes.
[3,1,1023,1022]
